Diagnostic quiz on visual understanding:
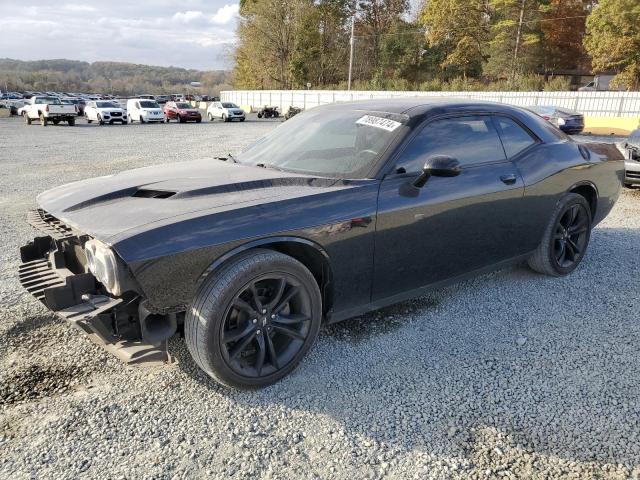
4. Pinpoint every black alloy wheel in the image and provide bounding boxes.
[185,249,322,389]
[553,203,589,269]
[221,274,312,378]
[528,193,592,276]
